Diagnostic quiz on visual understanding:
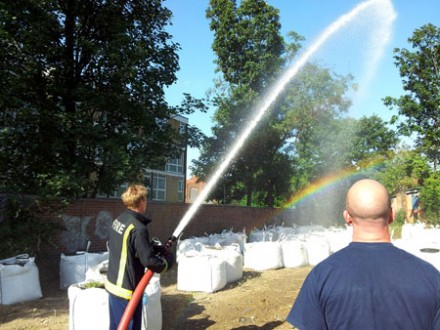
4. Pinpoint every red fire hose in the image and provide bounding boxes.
[117,269,154,330]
